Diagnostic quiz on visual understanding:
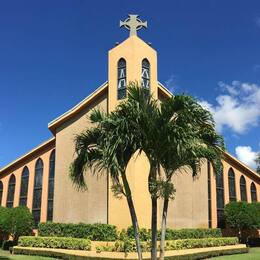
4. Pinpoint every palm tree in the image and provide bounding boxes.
[124,86,161,260]
[156,95,224,260]
[125,87,224,260]
[69,107,144,260]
